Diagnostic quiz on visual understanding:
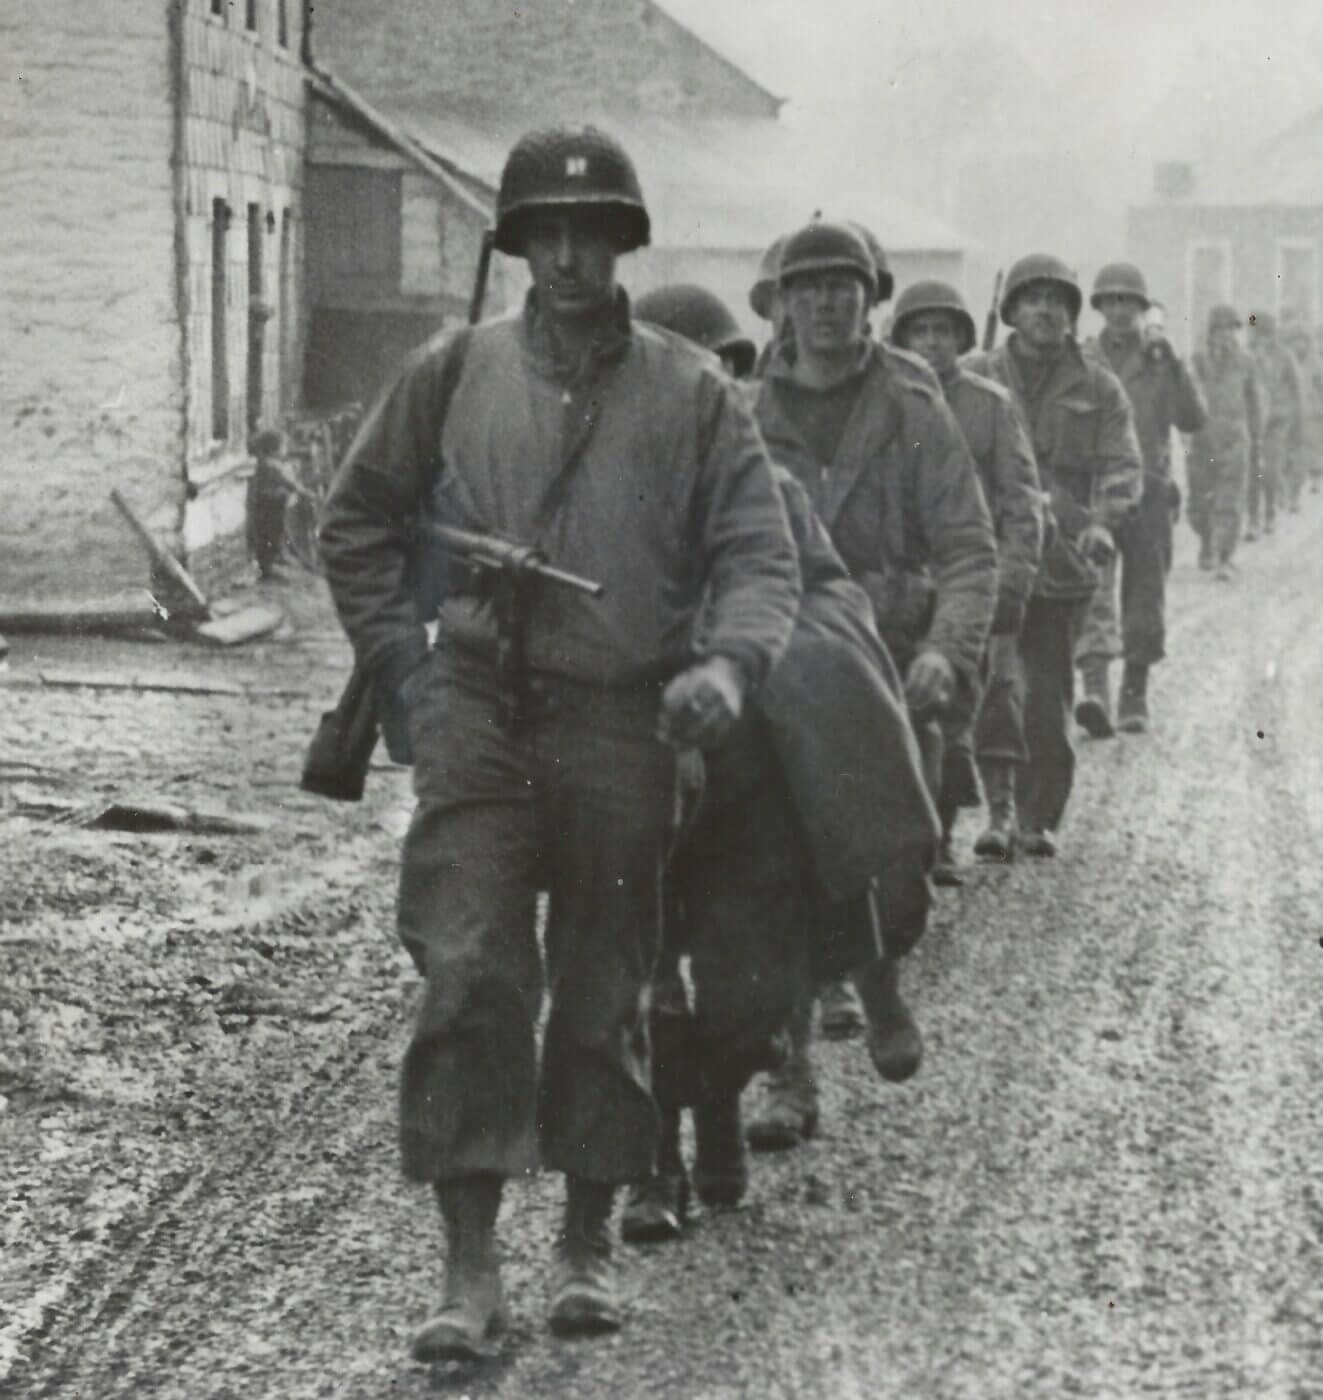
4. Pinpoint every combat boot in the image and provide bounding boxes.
[412,1175,507,1363]
[973,761,1016,863]
[818,978,865,1038]
[854,955,923,1083]
[1074,657,1116,739]
[1017,828,1058,858]
[1116,662,1149,734]
[692,1093,748,1208]
[931,799,964,887]
[621,1105,688,1245]
[746,996,819,1151]
[549,1177,621,1336]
